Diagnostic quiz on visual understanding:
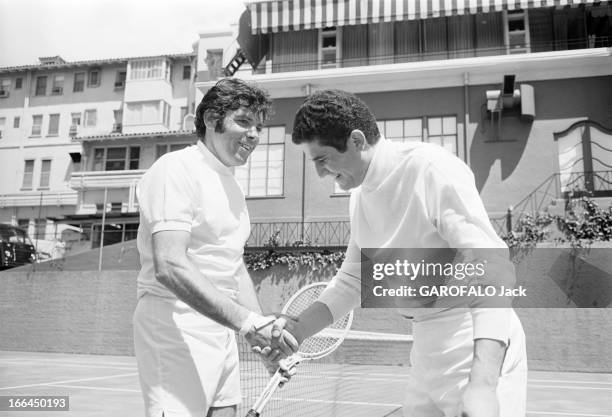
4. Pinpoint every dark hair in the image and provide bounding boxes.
[292,89,380,152]
[194,78,273,139]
